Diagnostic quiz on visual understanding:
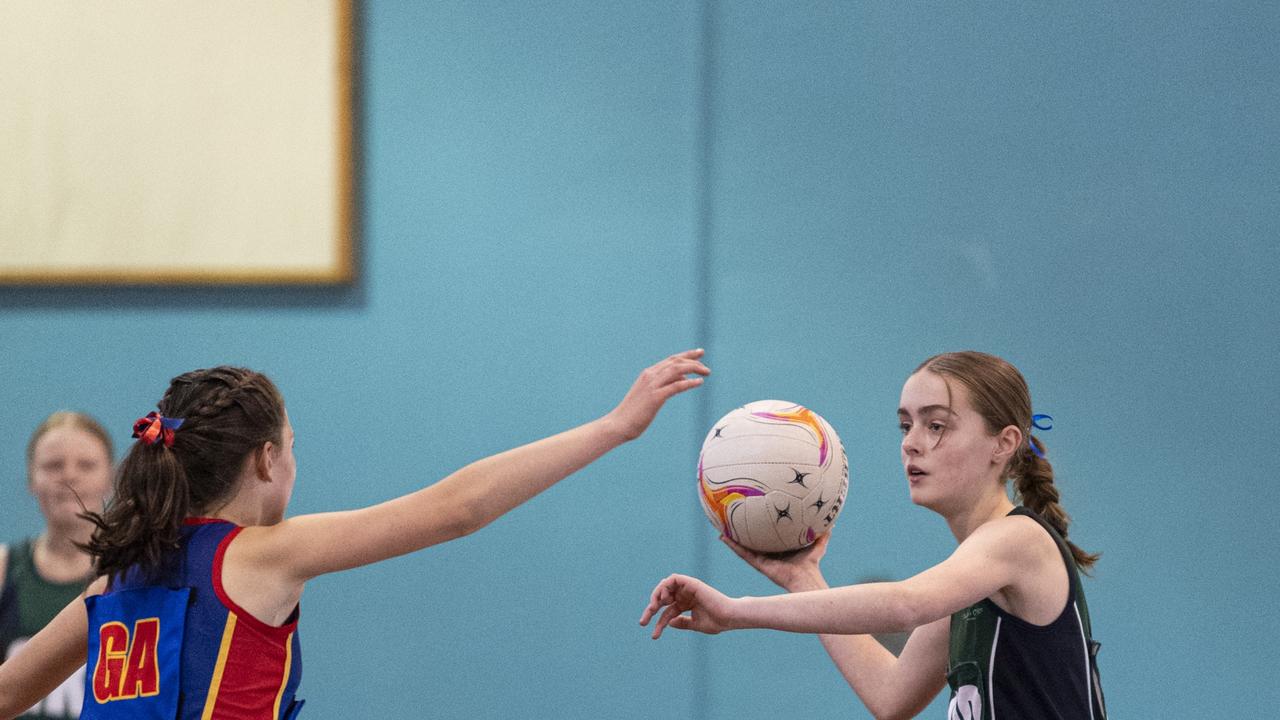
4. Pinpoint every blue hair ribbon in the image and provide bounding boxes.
[1028,413,1052,458]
